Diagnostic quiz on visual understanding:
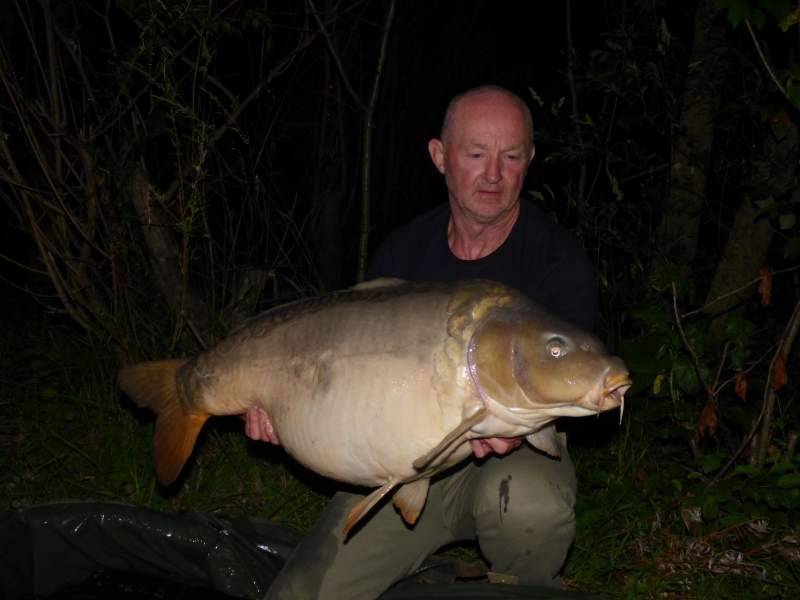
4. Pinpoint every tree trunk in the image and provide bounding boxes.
[127,163,207,340]
[658,0,727,267]
[705,123,798,337]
